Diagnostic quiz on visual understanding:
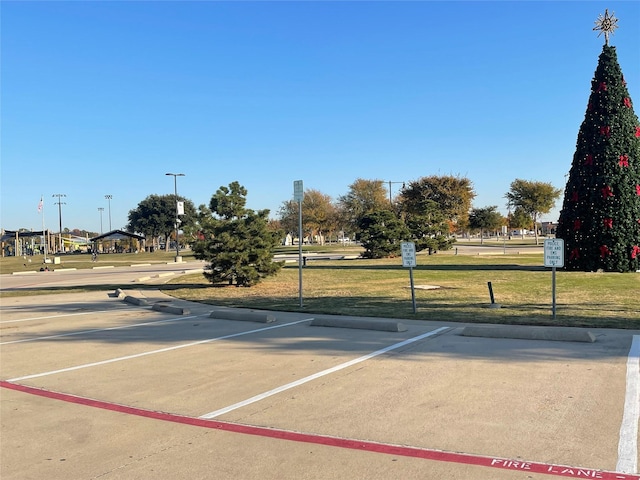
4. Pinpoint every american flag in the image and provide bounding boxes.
[37,197,43,213]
